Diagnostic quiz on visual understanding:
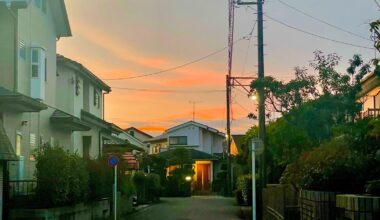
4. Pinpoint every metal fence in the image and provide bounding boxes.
[8,180,37,199]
